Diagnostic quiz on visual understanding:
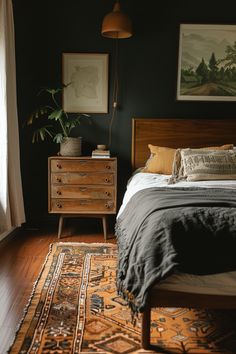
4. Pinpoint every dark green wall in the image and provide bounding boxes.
[13,0,236,225]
